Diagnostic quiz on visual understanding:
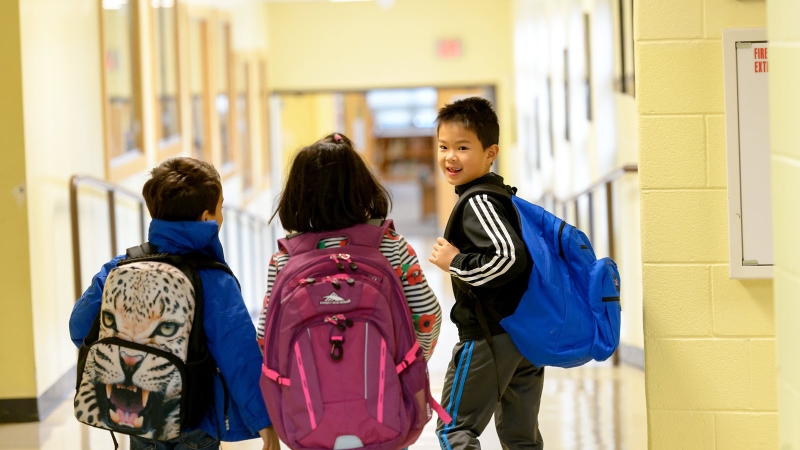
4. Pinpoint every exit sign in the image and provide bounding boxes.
[437,39,462,59]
